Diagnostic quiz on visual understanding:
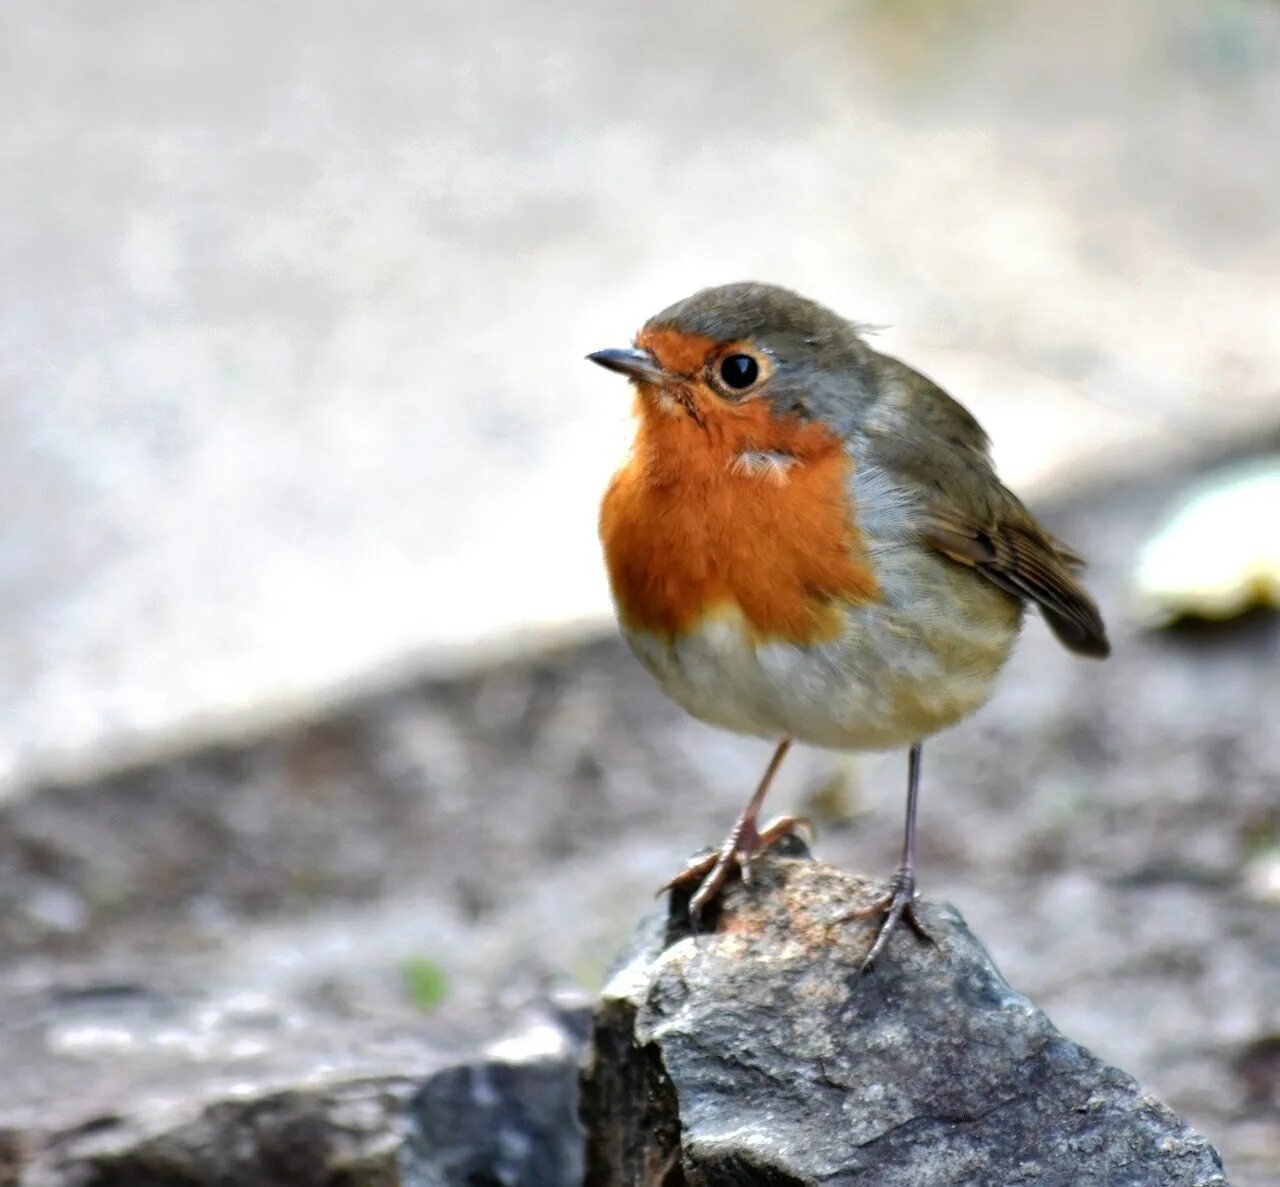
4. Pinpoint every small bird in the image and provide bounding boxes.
[589,283,1108,969]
